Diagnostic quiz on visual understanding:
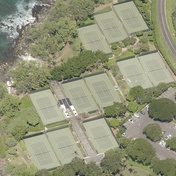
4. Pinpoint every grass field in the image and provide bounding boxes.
[152,0,176,74]
[123,160,154,176]
[166,0,176,43]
